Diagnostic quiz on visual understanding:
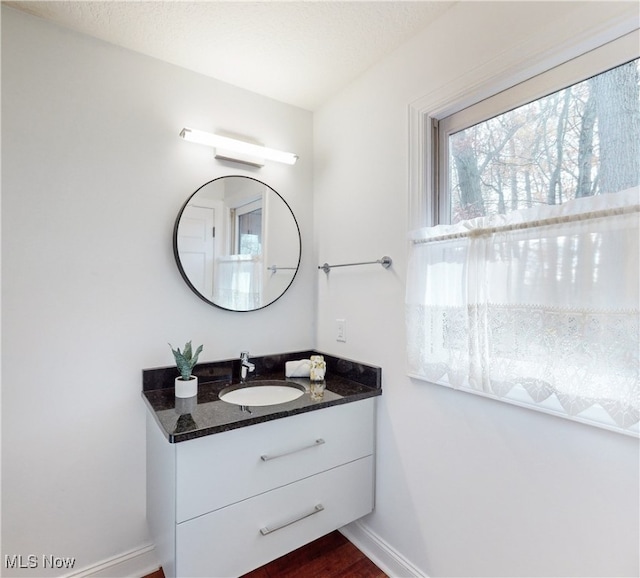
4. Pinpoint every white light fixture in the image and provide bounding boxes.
[179,127,298,166]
